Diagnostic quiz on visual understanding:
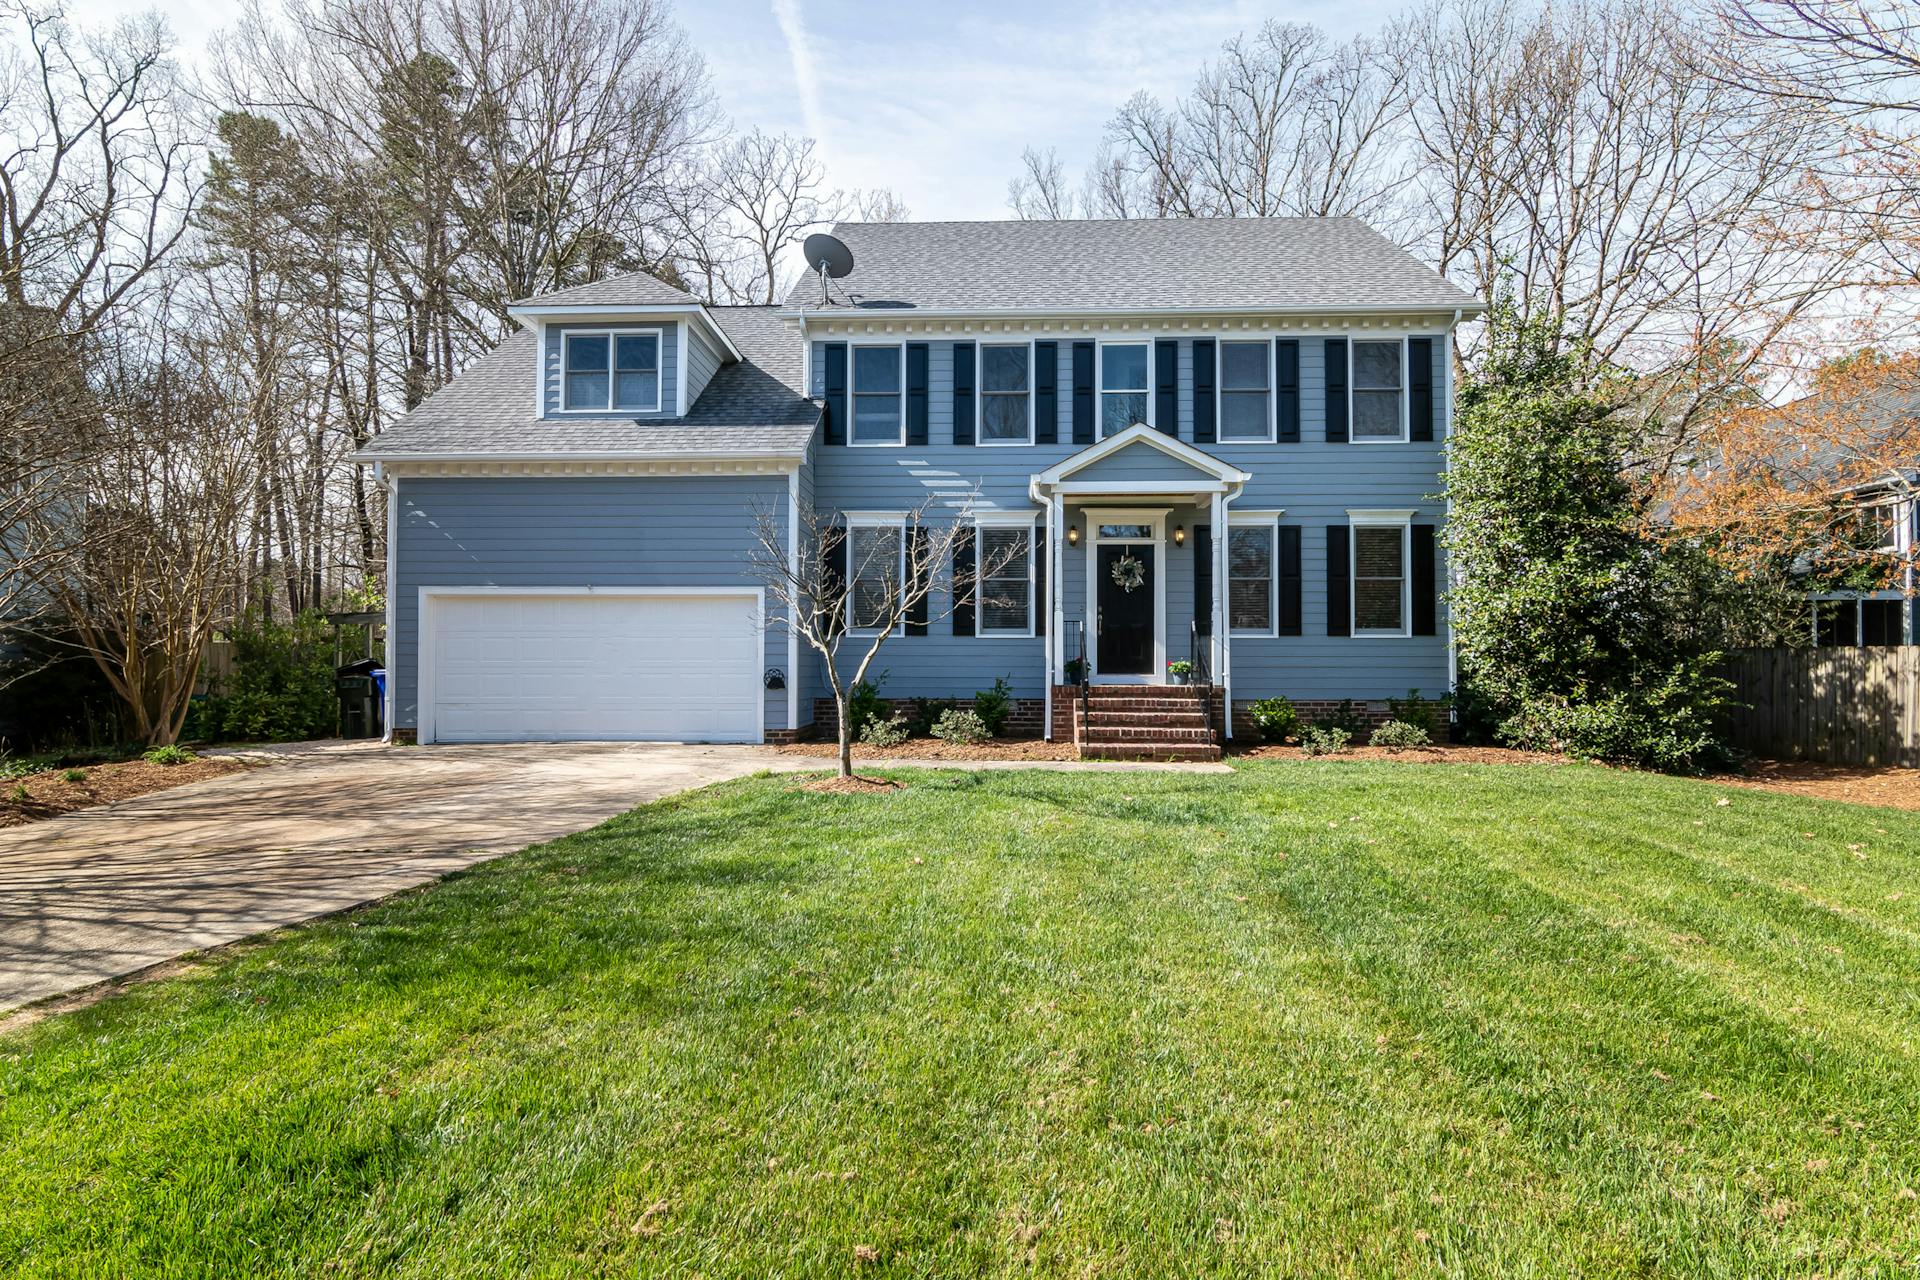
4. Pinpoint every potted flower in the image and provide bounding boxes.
[1166,659,1194,686]
[1064,656,1087,684]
